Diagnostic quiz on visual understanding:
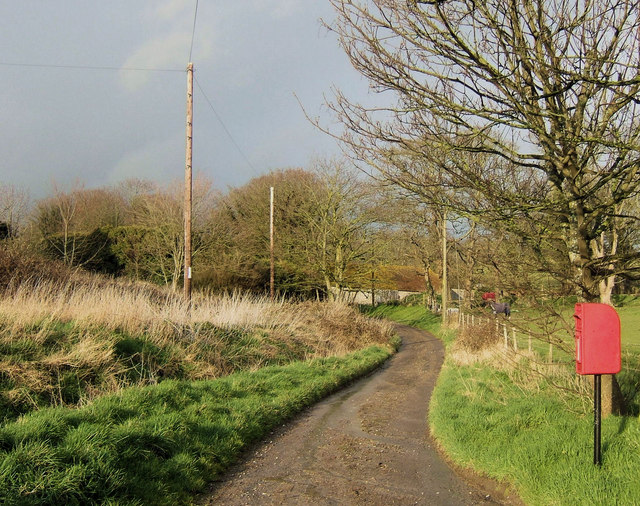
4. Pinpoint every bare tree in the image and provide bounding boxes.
[328,0,640,302]
[32,183,131,270]
[35,183,87,267]
[302,158,382,300]
[0,185,29,238]
[129,176,215,291]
